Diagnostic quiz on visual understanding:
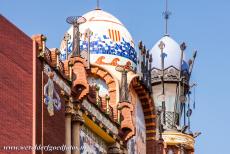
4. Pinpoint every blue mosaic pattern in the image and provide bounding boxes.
[60,33,137,64]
